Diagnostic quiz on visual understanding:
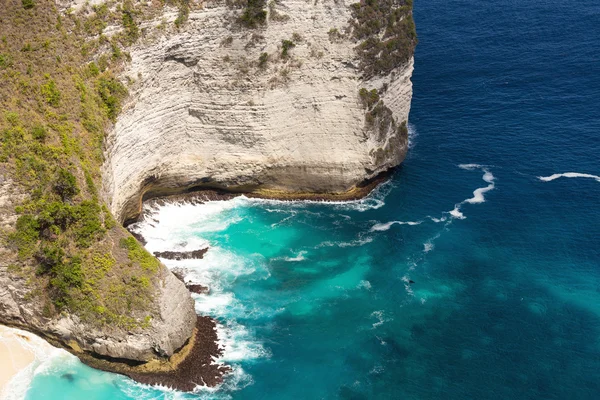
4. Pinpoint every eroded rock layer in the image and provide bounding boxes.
[102,1,414,222]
